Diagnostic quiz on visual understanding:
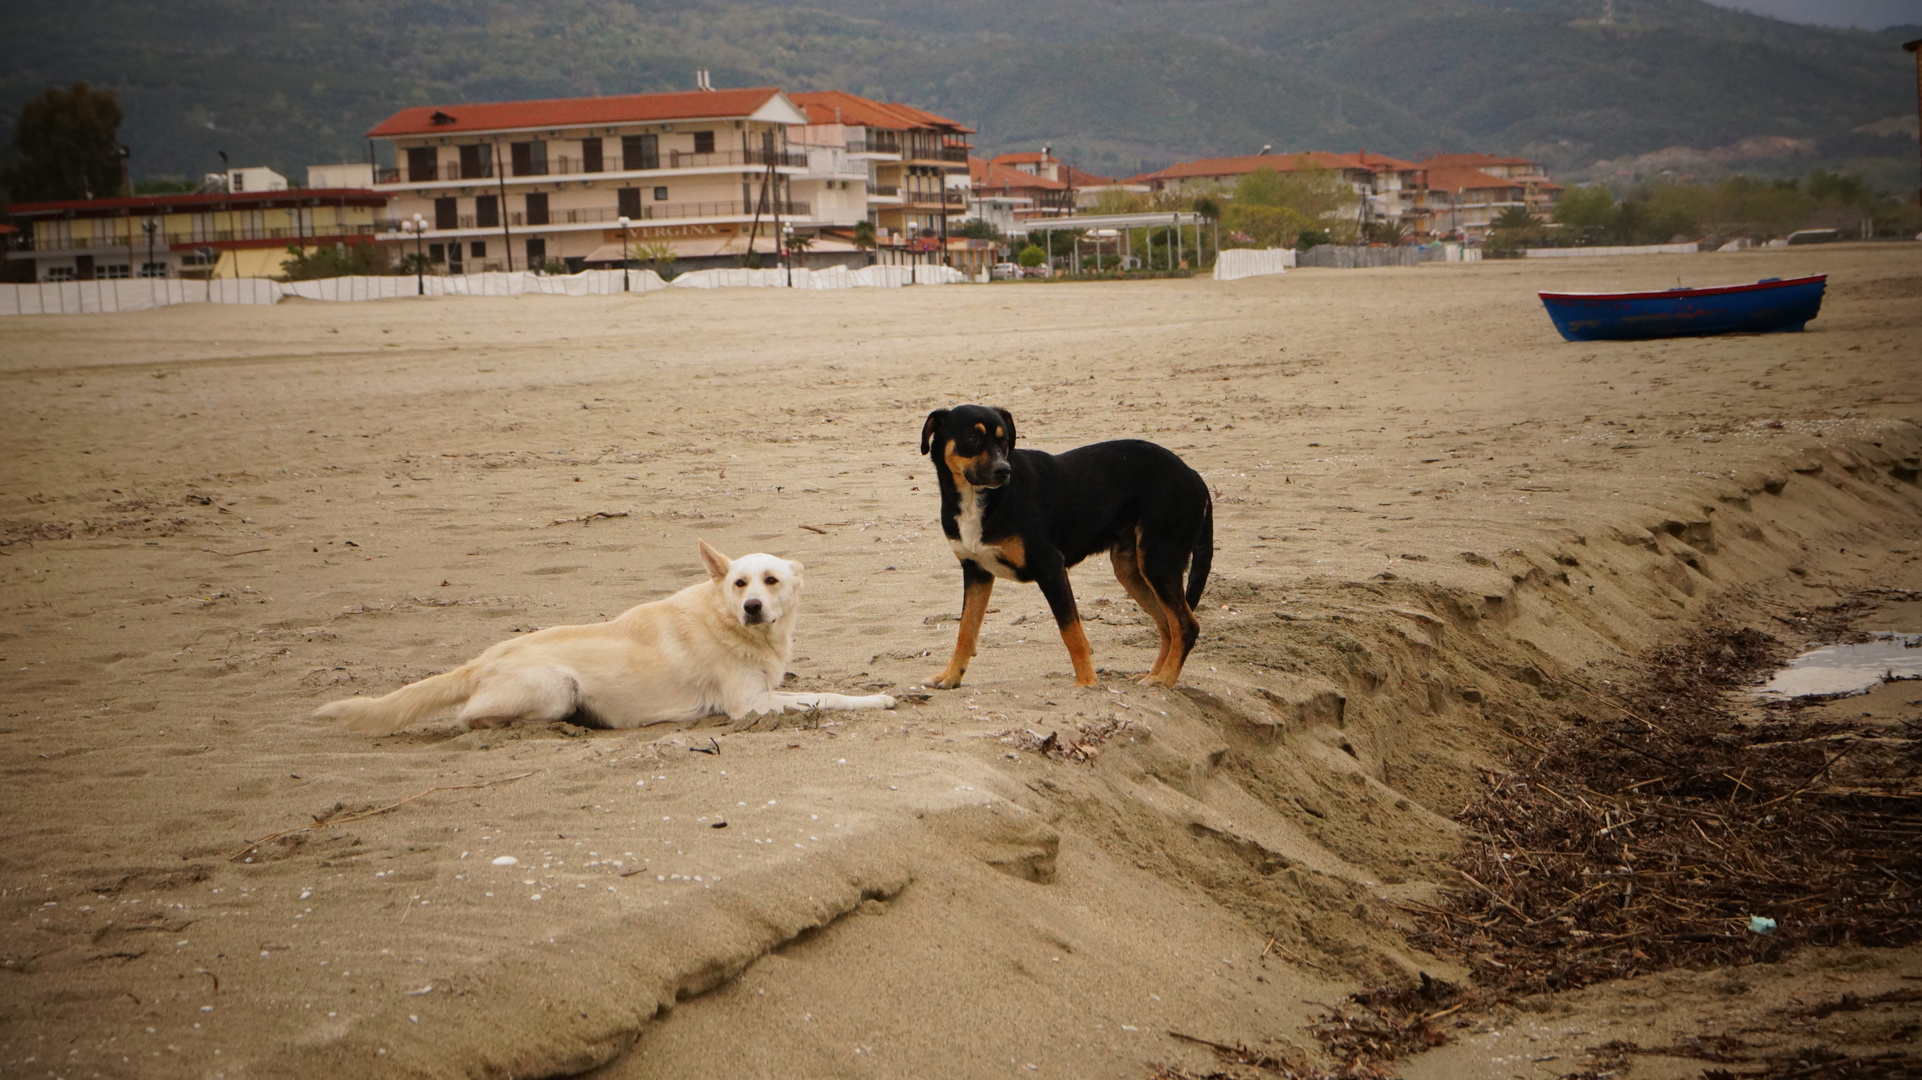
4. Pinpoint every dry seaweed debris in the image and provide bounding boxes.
[1408,614,1921,996]
[998,715,1135,763]
[1151,975,1474,1080]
